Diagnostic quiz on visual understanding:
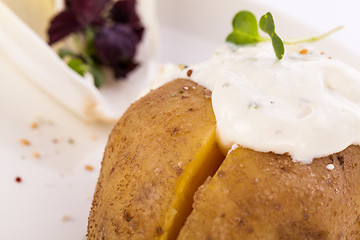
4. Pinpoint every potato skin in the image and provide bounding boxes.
[87,79,219,239]
[178,146,360,240]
